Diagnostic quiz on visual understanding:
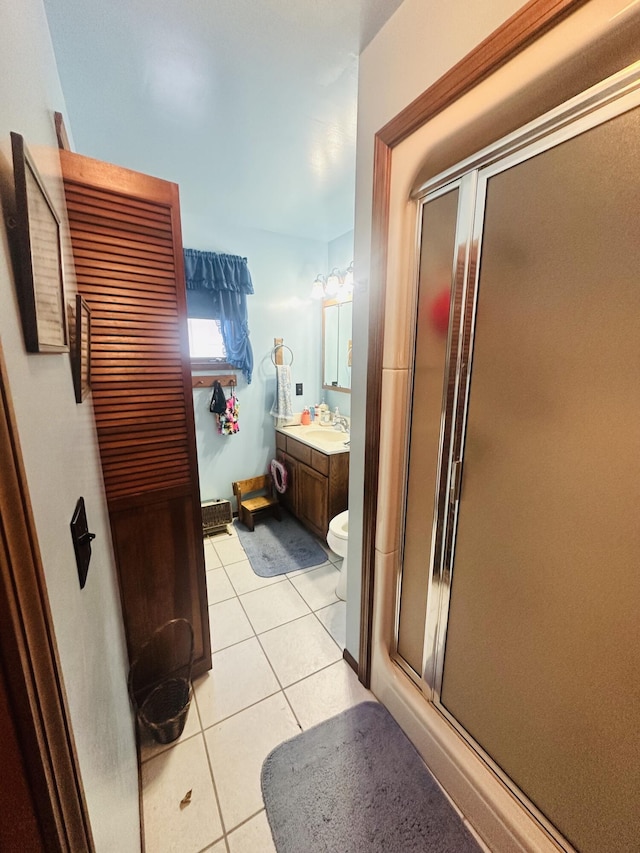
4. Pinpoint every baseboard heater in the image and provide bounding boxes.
[201,499,233,536]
